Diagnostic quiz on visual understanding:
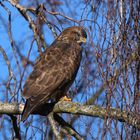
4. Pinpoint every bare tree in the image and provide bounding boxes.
[0,0,139,139]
